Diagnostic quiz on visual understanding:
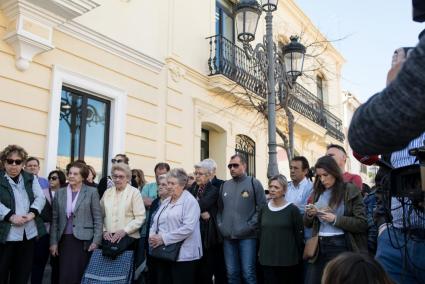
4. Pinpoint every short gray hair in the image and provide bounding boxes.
[202,159,217,172]
[268,174,288,190]
[194,159,216,175]
[111,163,131,179]
[166,168,188,187]
[157,174,167,182]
